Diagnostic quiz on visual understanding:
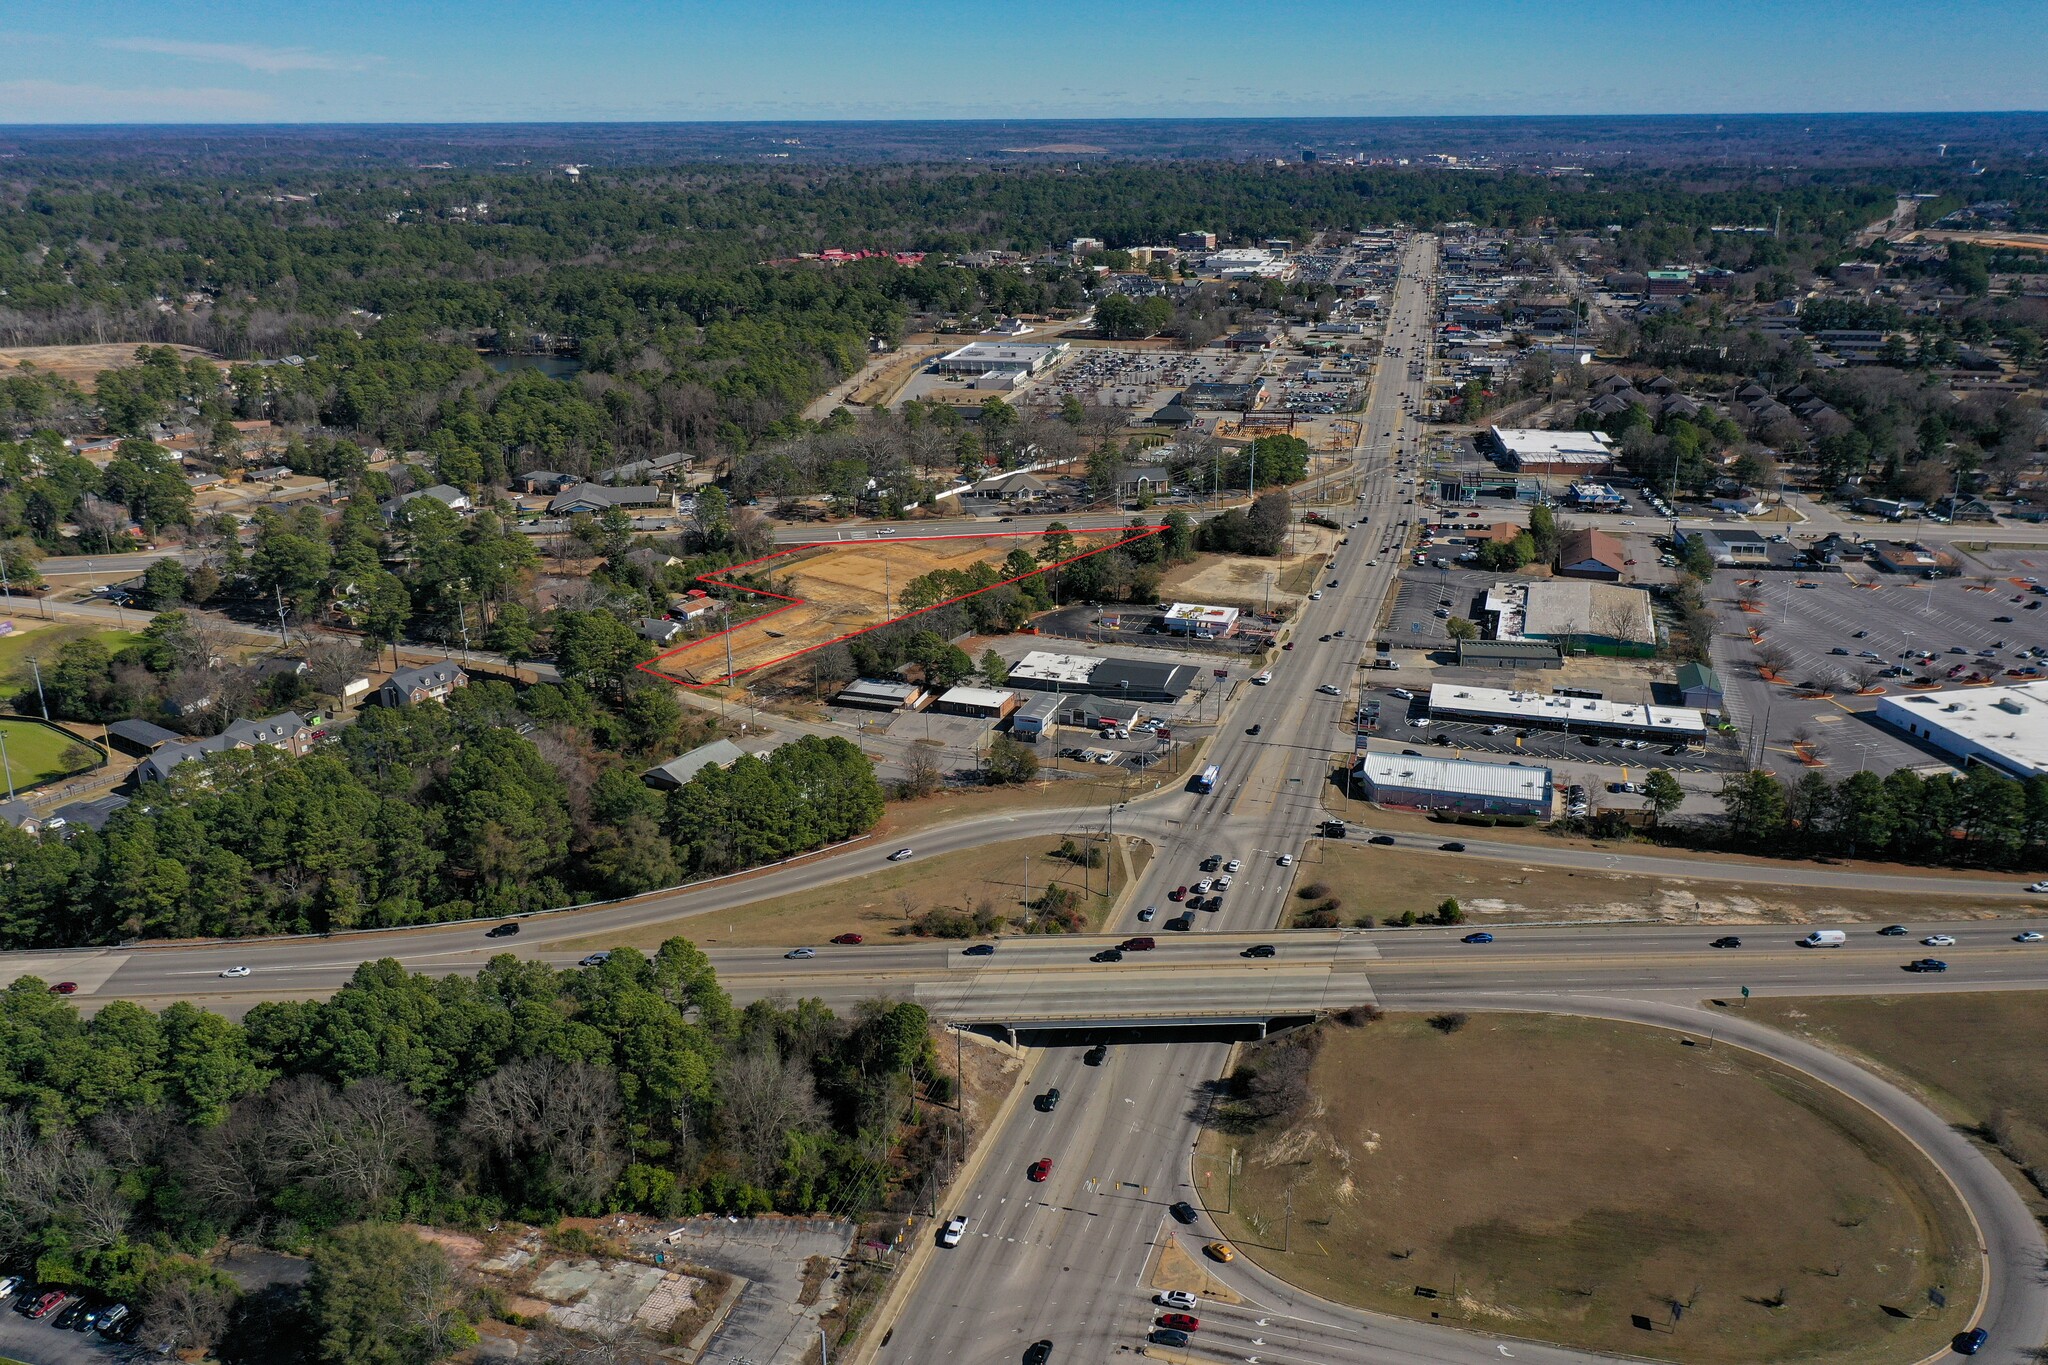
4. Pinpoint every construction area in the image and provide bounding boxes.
[0,342,217,388]
[644,529,1152,687]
